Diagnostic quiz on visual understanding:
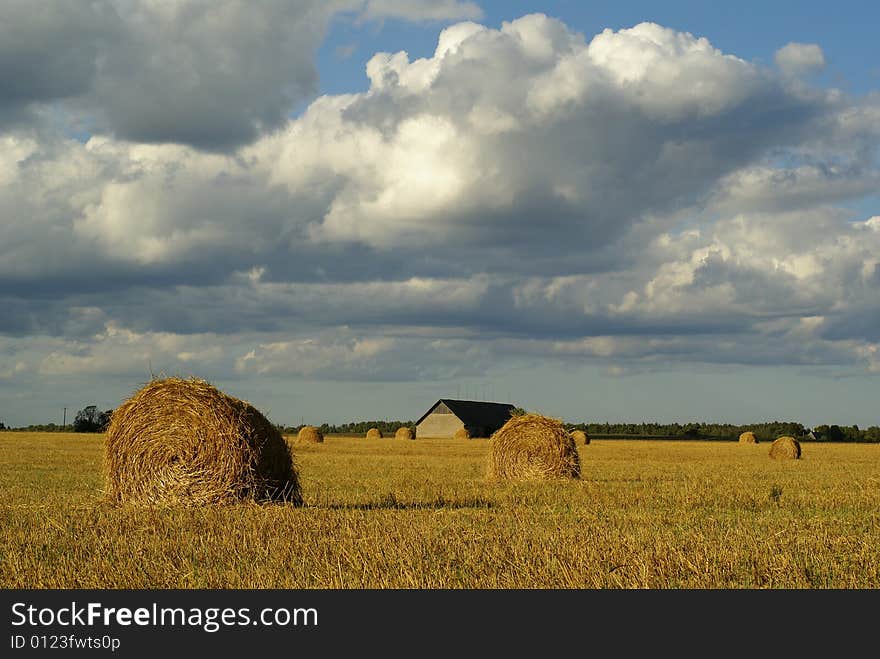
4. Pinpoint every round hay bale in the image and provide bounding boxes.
[570,429,589,445]
[453,427,471,440]
[297,425,323,443]
[395,426,414,440]
[739,431,759,444]
[366,427,383,440]
[769,436,801,460]
[104,377,301,506]
[487,413,580,482]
